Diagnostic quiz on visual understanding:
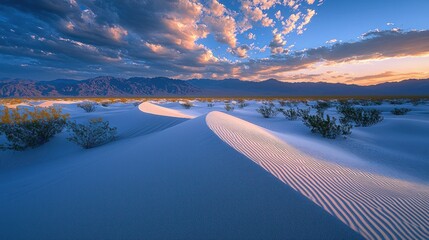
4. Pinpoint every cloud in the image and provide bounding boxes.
[282,13,301,35]
[229,45,250,58]
[1,1,427,84]
[326,39,337,44]
[297,9,316,34]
